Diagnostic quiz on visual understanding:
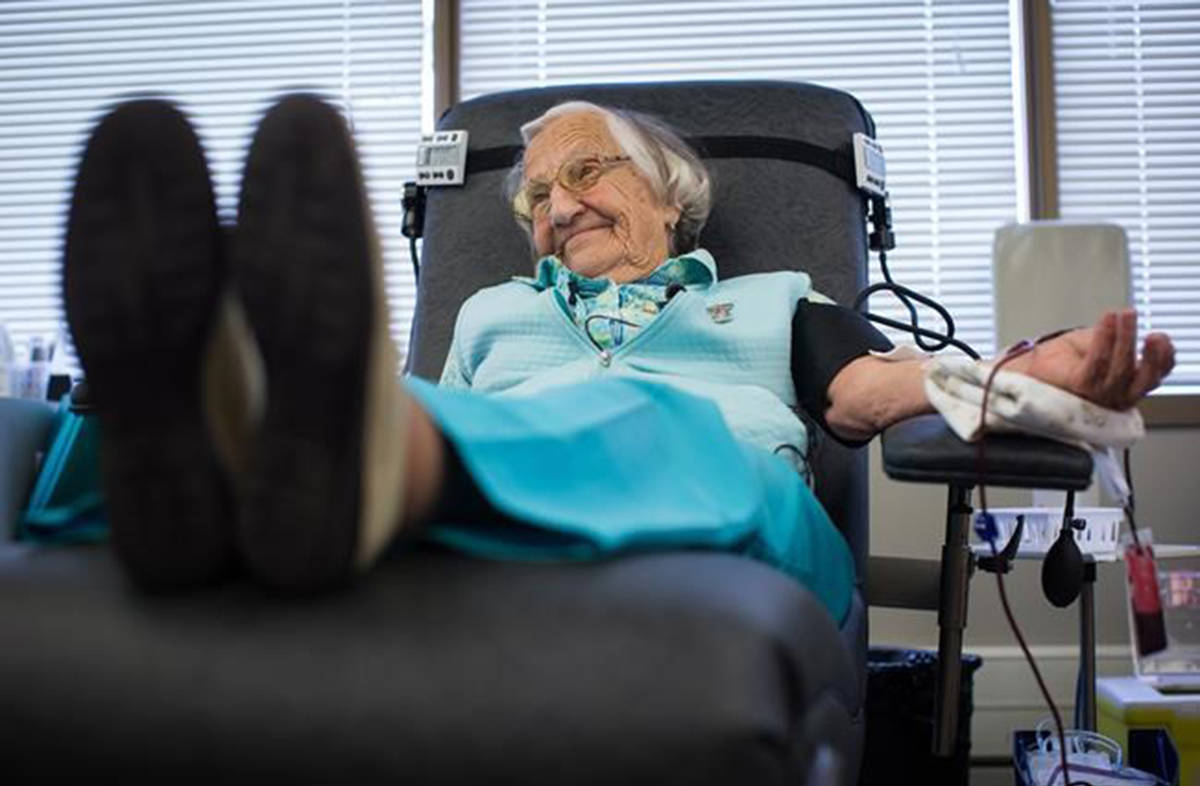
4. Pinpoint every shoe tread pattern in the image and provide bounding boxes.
[63,100,233,590]
[232,95,370,592]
